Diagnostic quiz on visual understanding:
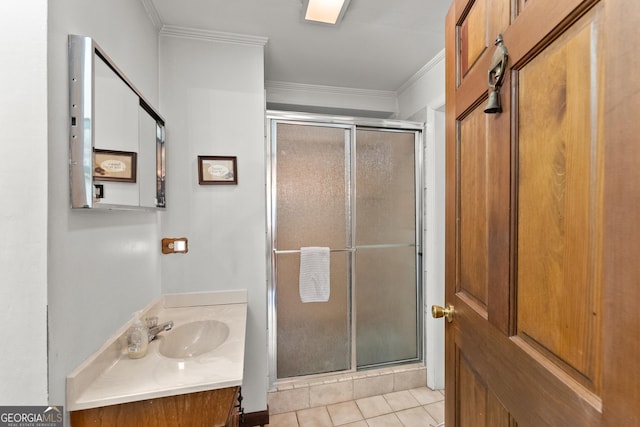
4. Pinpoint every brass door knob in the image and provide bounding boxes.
[432,304,454,323]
